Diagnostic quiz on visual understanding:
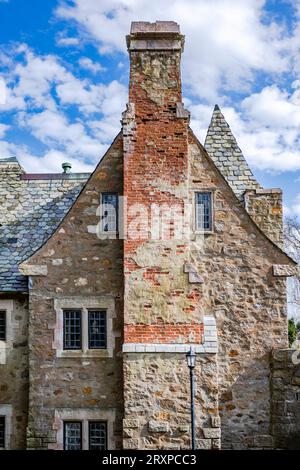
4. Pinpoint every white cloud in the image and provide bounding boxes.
[19,150,94,173]
[188,82,300,173]
[0,45,72,111]
[55,0,296,101]
[79,57,105,73]
[56,36,80,47]
[0,44,125,171]
[20,108,105,162]
[0,77,6,104]
[287,194,300,220]
[0,123,9,138]
[1,1,300,176]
